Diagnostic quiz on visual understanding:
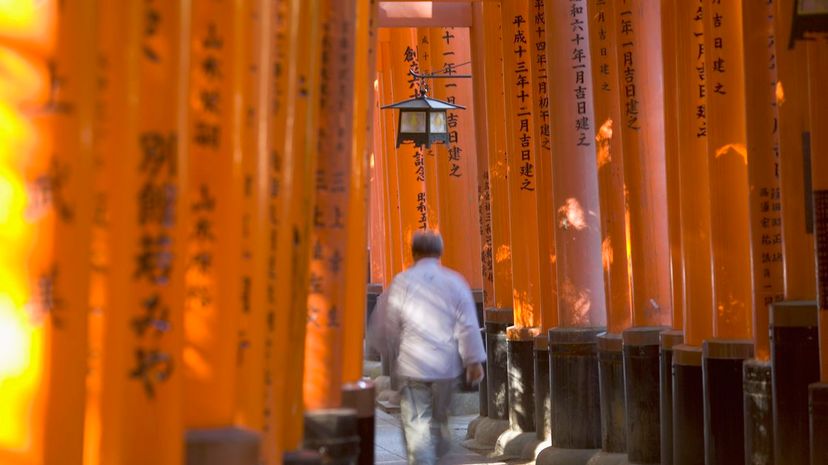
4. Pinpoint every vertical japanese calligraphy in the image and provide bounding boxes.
[545,0,606,327]
[388,28,427,269]
[588,0,632,334]
[704,0,753,339]
[744,0,784,361]
[675,0,713,346]
[429,27,483,292]
[530,0,558,329]
[304,0,357,410]
[502,0,542,329]
[184,0,243,428]
[614,0,672,328]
